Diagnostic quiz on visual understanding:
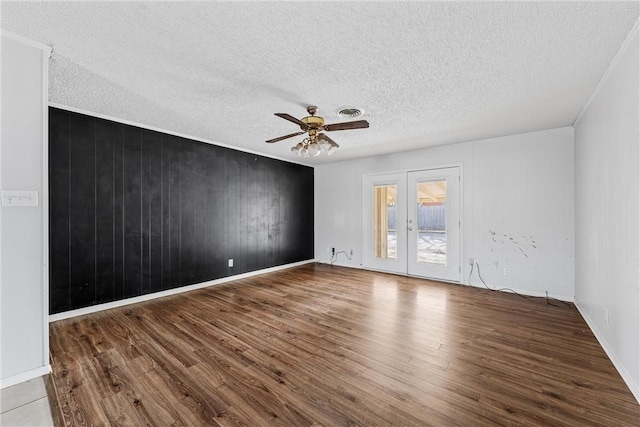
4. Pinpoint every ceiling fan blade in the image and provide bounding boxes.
[275,113,310,130]
[318,133,339,147]
[323,120,369,132]
[265,131,305,143]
